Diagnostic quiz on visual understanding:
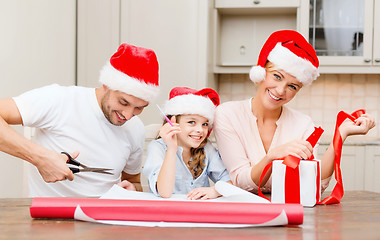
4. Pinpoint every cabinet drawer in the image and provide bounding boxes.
[215,0,300,9]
